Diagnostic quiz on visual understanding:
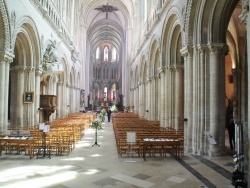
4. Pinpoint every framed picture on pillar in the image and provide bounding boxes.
[24,91,34,103]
